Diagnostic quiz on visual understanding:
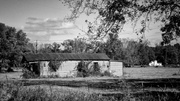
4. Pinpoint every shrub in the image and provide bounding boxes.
[48,60,63,72]
[76,61,89,77]
[21,68,38,79]
[47,74,59,78]
[101,70,113,77]
[0,81,23,101]
[76,61,110,77]
[7,67,14,72]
